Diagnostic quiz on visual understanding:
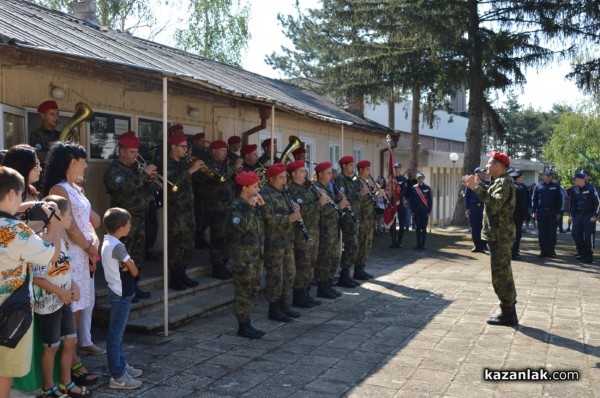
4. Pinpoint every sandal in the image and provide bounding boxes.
[42,385,70,398]
[60,381,92,398]
[71,361,98,386]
